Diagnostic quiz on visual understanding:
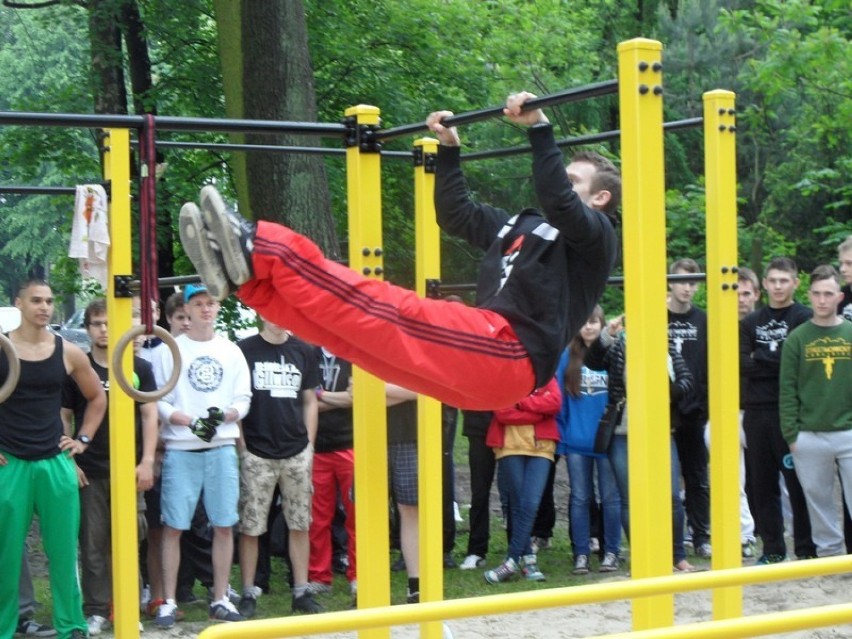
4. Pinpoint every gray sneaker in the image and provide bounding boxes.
[198,186,255,287]
[599,552,620,572]
[179,202,233,301]
[572,554,590,575]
